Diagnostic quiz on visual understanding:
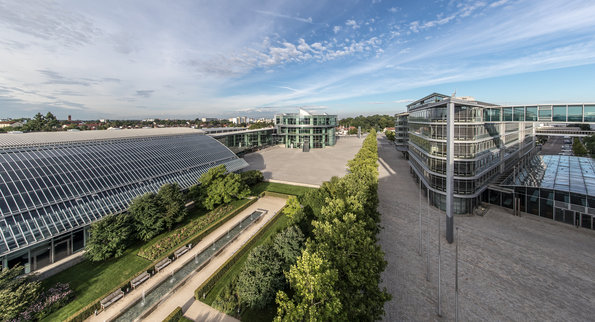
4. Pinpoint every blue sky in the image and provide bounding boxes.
[0,0,595,119]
